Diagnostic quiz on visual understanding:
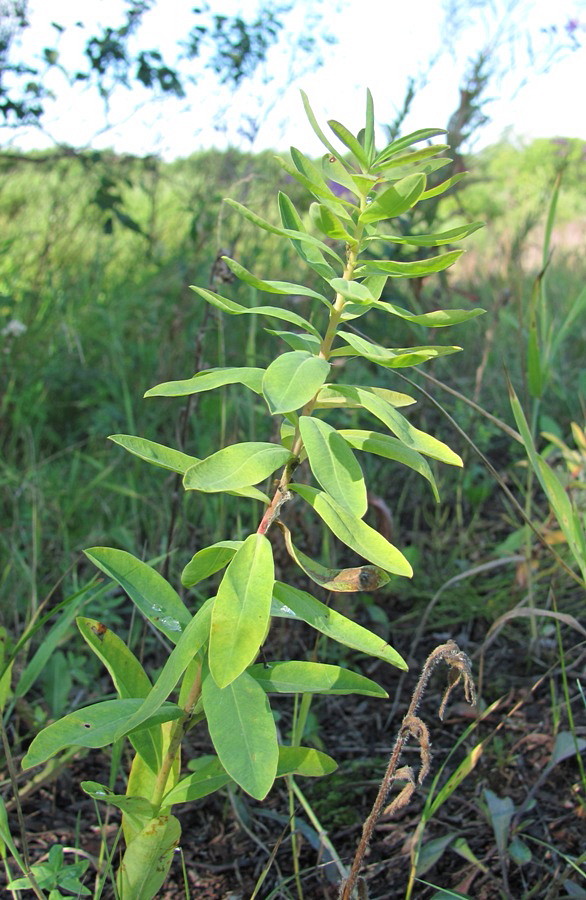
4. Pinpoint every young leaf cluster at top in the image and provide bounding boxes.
[23,93,483,872]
